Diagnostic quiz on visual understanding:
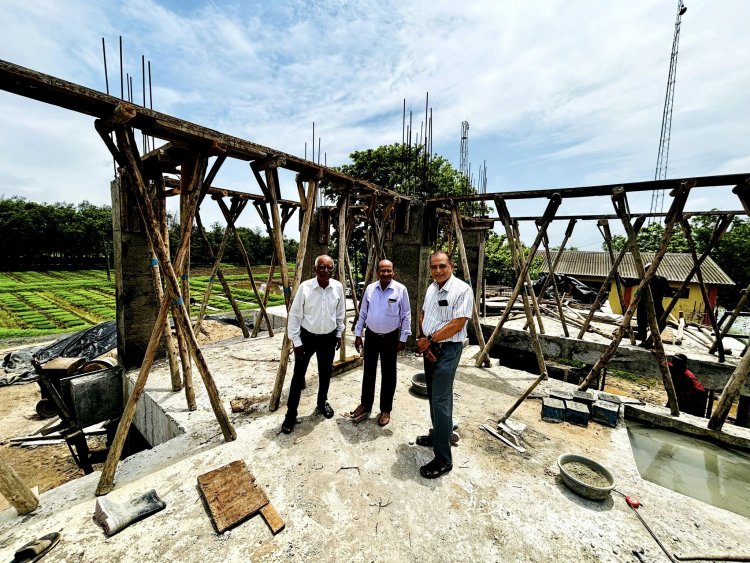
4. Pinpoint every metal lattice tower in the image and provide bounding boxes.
[650,0,687,221]
[460,121,469,192]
